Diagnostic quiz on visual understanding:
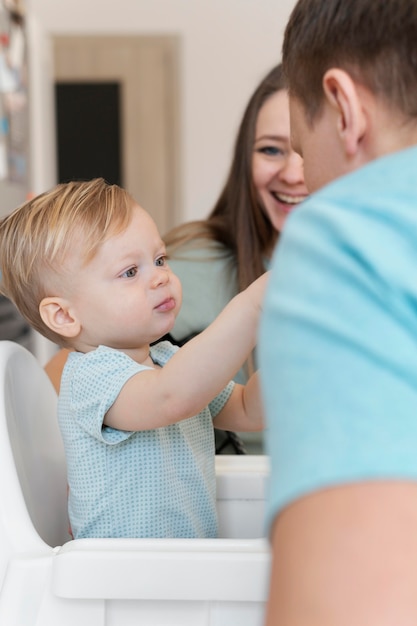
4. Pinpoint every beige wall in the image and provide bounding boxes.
[0,181,27,218]
[27,0,297,224]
